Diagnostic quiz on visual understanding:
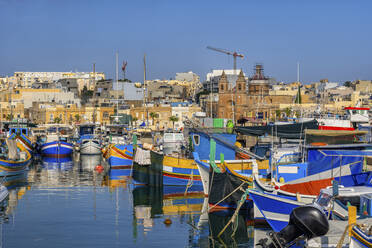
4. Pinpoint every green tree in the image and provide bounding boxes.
[344,81,352,88]
[74,114,81,123]
[169,116,179,129]
[275,110,281,119]
[149,112,159,126]
[54,117,62,124]
[295,87,302,104]
[284,107,291,118]
[6,114,13,121]
[132,117,138,127]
